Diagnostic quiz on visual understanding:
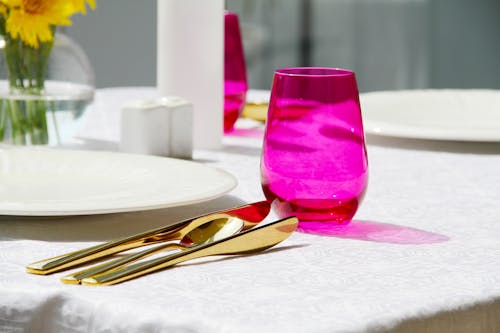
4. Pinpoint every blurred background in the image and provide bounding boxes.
[67,0,500,92]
